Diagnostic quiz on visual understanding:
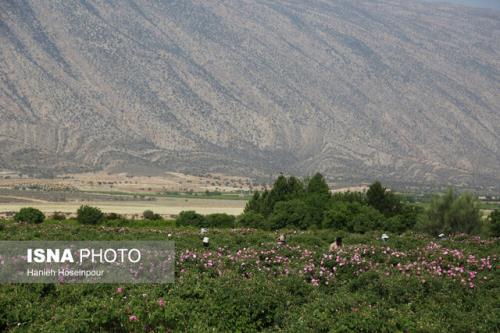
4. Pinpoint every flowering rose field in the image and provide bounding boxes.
[0,220,498,332]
